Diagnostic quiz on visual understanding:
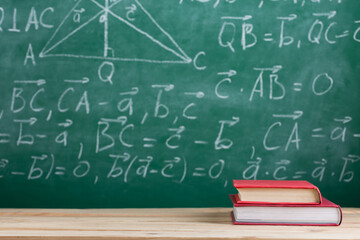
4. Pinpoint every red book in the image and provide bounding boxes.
[233,180,322,204]
[230,194,342,226]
